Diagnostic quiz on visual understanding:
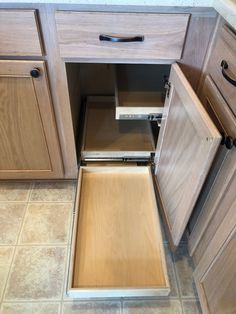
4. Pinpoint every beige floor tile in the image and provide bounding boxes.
[182,300,202,314]
[0,247,14,300]
[62,301,121,314]
[173,245,197,298]
[123,300,182,314]
[0,183,31,202]
[164,245,179,297]
[0,302,60,314]
[30,182,76,202]
[4,246,66,300]
[19,203,72,244]
[0,203,26,244]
